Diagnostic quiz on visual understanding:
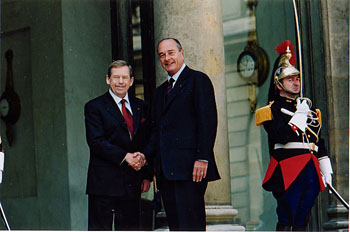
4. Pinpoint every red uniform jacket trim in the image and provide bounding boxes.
[311,154,325,192]
[280,154,311,190]
[262,157,278,185]
[263,153,325,192]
